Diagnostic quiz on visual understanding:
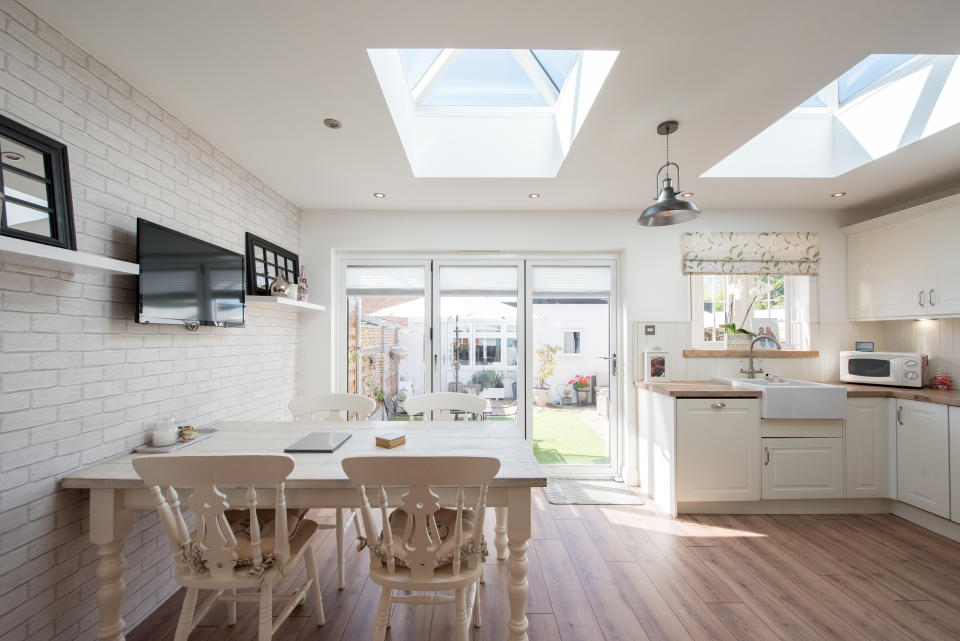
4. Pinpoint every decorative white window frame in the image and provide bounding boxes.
[690,274,816,349]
